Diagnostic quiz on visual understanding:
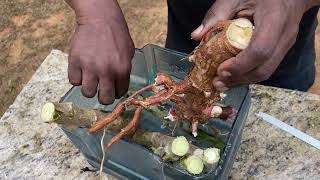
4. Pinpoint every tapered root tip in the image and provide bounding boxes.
[41,102,57,123]
[227,18,254,50]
